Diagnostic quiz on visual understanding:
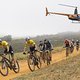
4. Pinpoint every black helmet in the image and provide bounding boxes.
[44,39,47,41]
[39,41,42,42]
